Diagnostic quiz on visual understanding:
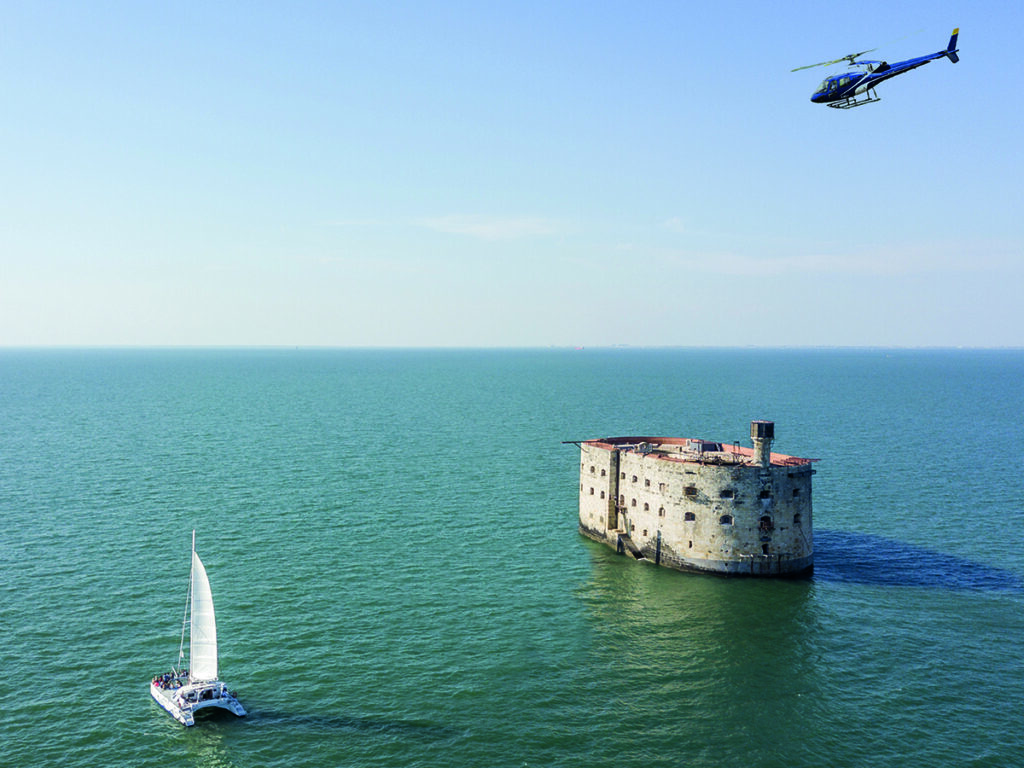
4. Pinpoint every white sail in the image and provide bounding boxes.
[189,551,218,682]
